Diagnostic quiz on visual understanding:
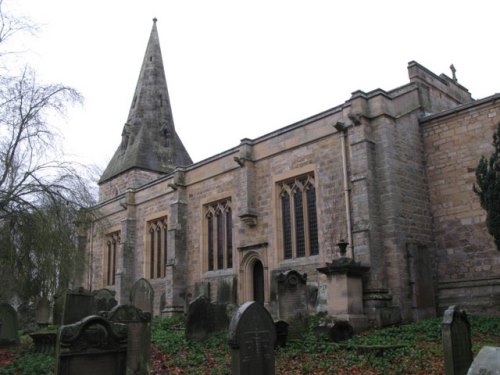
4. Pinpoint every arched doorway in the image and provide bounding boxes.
[253,260,264,305]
